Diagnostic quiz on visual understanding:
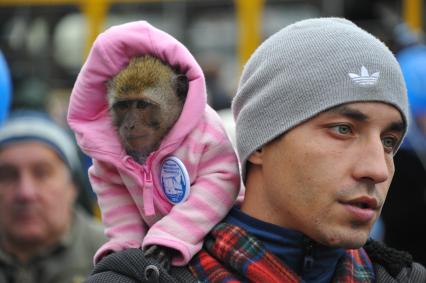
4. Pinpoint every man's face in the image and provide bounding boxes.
[0,142,76,250]
[247,102,404,248]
